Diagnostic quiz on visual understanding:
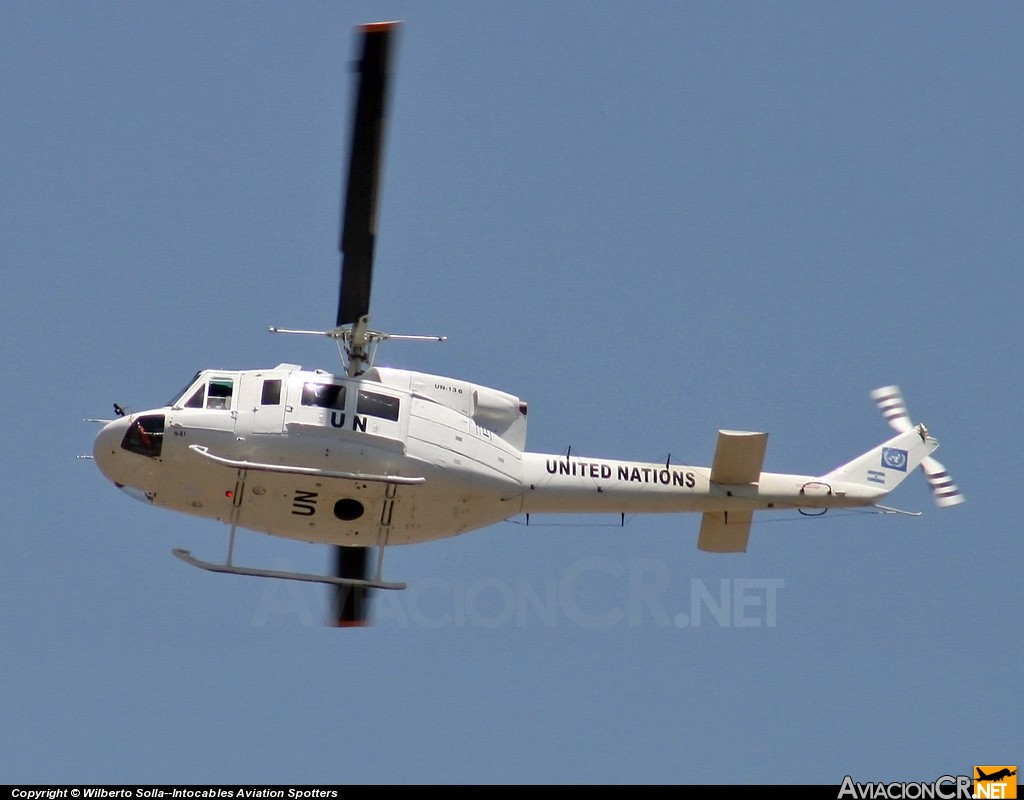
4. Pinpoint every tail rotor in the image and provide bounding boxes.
[870,385,965,507]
